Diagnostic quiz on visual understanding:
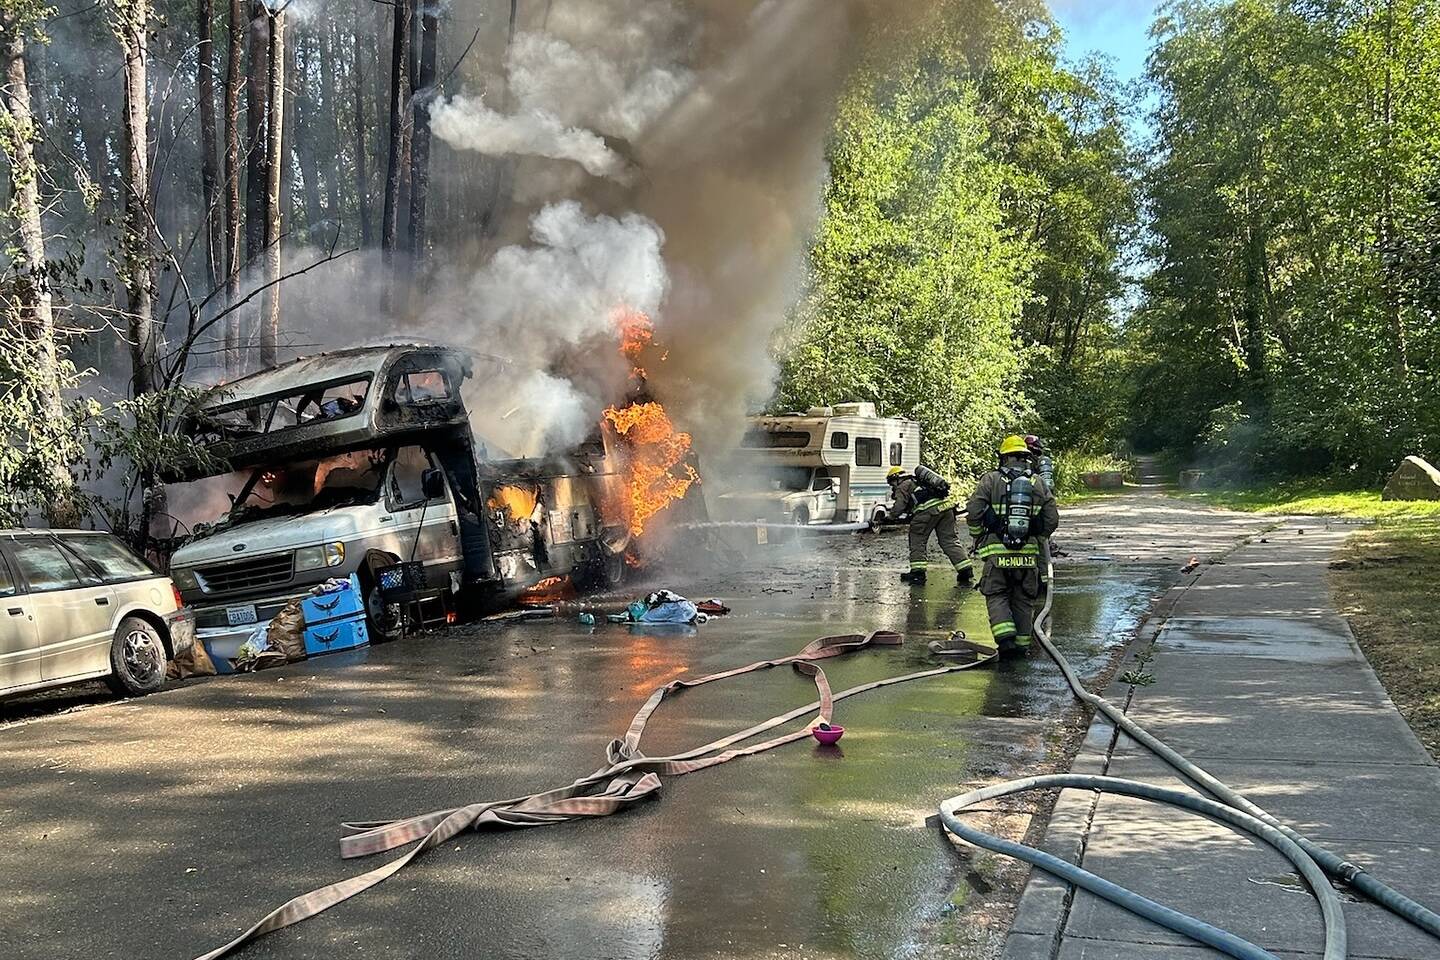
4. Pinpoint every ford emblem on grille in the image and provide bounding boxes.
[233,543,245,552]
